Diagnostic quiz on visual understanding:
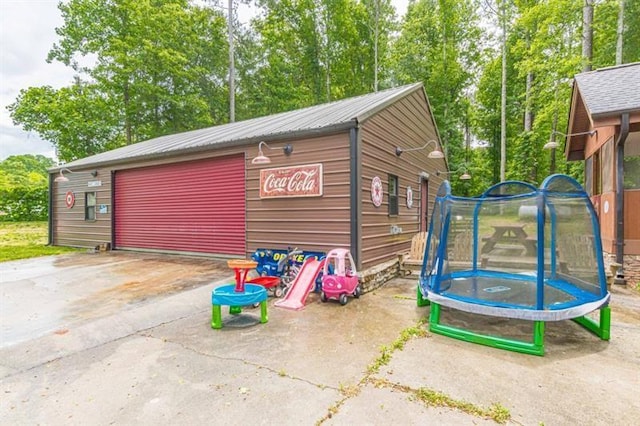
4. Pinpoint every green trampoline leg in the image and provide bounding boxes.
[417,286,430,307]
[428,302,546,356]
[533,320,545,349]
[572,305,611,341]
[211,305,222,329]
[260,300,268,324]
[429,301,441,323]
